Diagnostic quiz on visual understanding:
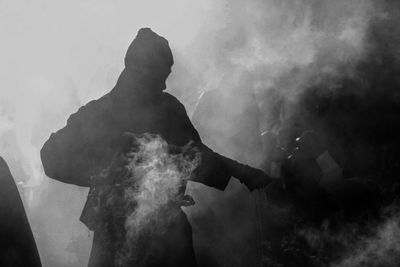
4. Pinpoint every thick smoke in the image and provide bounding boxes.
[294,207,400,267]
[94,134,200,265]
[333,218,400,267]
[170,0,376,117]
[177,1,400,266]
[124,134,200,236]
[1,0,400,266]
[0,1,209,266]
[334,216,400,267]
